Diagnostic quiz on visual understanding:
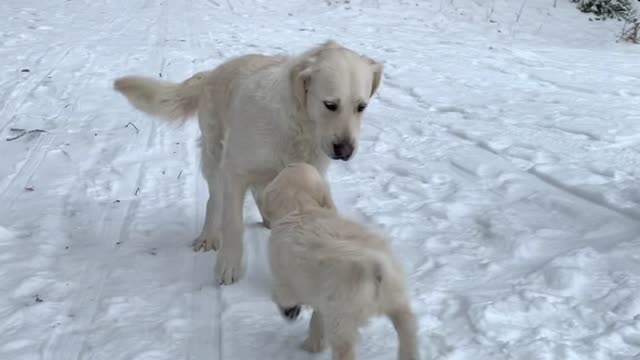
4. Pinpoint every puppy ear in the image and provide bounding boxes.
[306,40,341,58]
[318,181,337,212]
[262,185,278,224]
[363,56,383,97]
[321,192,337,212]
[320,39,341,50]
[290,59,314,110]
